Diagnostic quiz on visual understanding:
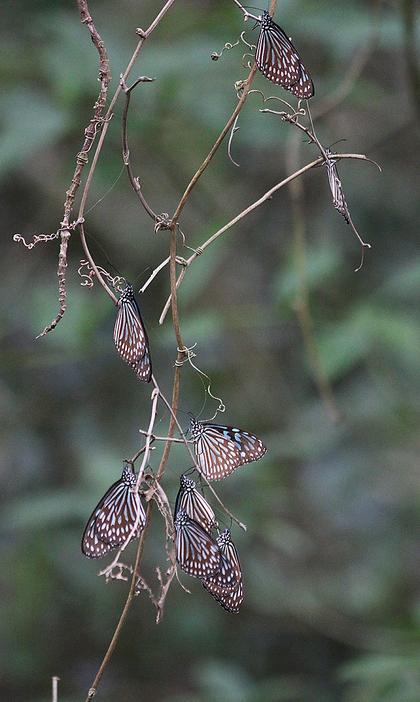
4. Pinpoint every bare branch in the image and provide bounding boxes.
[172,65,257,223]
[120,75,158,220]
[35,0,112,337]
[160,153,373,323]
[36,230,70,338]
